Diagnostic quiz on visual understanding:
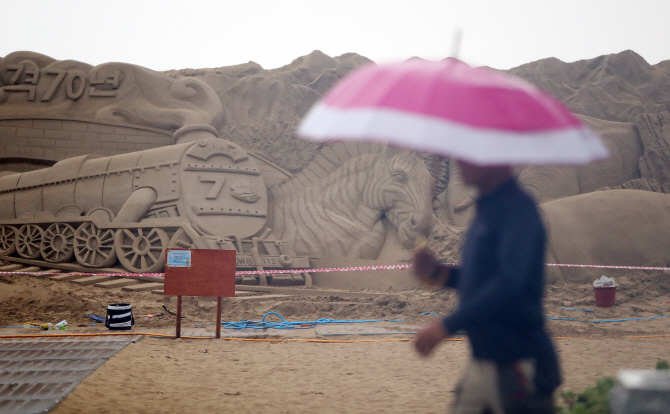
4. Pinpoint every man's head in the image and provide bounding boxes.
[455,159,513,195]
